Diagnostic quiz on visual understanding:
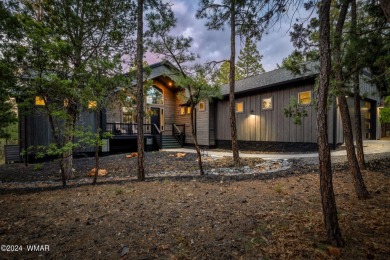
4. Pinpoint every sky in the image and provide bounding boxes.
[145,0,314,72]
